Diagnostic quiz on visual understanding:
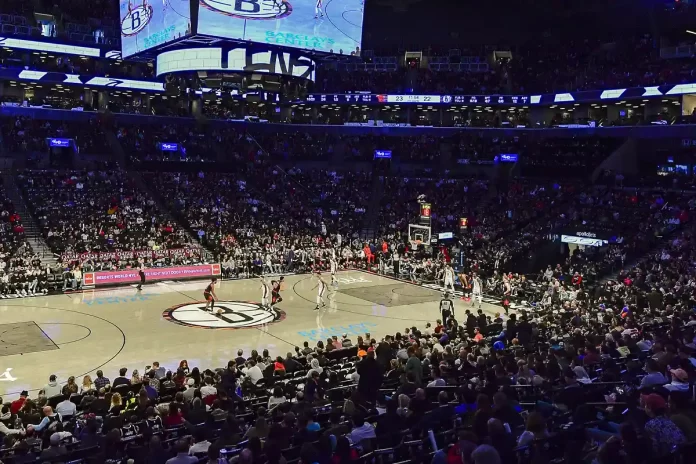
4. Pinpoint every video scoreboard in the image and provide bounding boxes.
[120,0,365,58]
